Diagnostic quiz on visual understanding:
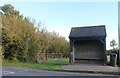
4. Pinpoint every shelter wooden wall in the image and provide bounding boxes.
[74,40,104,60]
